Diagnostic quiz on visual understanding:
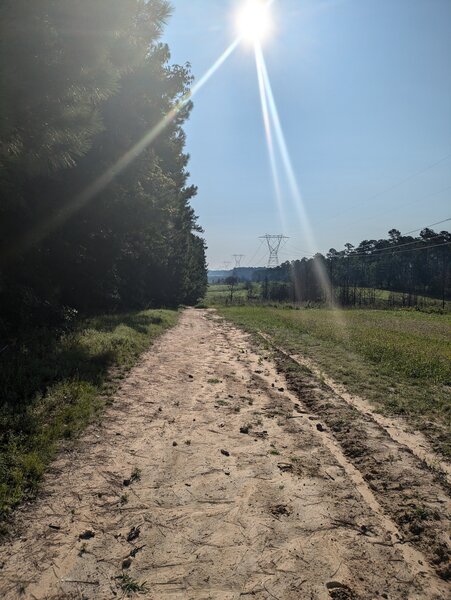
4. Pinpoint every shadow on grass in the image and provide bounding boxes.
[0,309,177,523]
[86,312,164,335]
